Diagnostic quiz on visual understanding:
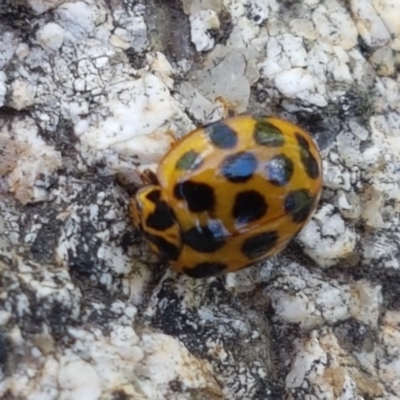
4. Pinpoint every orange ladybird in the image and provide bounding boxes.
[130,115,323,278]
